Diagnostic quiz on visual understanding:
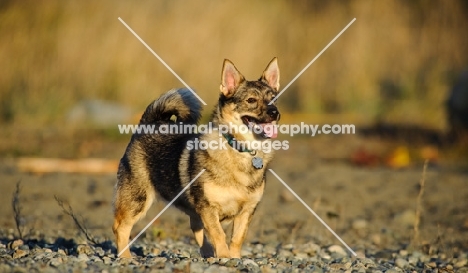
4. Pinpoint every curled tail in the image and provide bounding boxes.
[140,88,203,125]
